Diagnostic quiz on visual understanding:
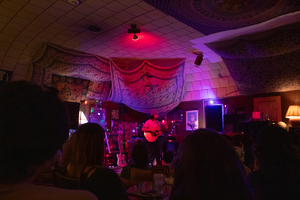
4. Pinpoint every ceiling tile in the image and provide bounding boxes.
[209,79,220,88]
[207,89,217,99]
[151,18,171,27]
[38,13,58,23]
[191,90,200,101]
[23,3,45,15]
[126,5,147,16]
[137,1,155,11]
[52,1,74,12]
[103,16,124,27]
[218,78,229,87]
[105,1,127,12]
[209,70,220,78]
[6,48,23,58]
[192,81,202,90]
[182,91,192,101]
[114,11,135,22]
[173,29,191,36]
[145,9,166,20]
[1,0,23,11]
[84,13,105,24]
[201,80,211,89]
[73,4,96,15]
[11,41,28,50]
[94,7,116,18]
[192,72,203,81]
[14,64,29,76]
[2,56,18,68]
[45,7,66,18]
[185,82,193,91]
[65,10,86,21]
[199,89,208,99]
[201,71,212,79]
[117,0,141,7]
[0,7,16,18]
[8,0,30,6]
[83,1,106,9]
[0,33,15,43]
[29,0,52,9]
[216,87,226,98]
